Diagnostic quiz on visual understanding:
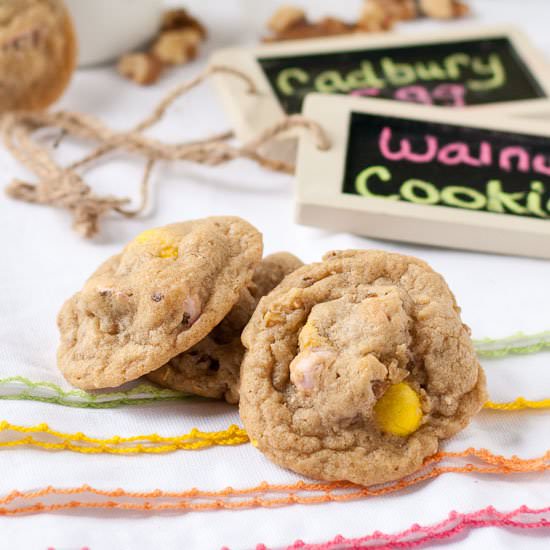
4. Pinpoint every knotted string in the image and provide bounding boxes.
[1,65,330,238]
